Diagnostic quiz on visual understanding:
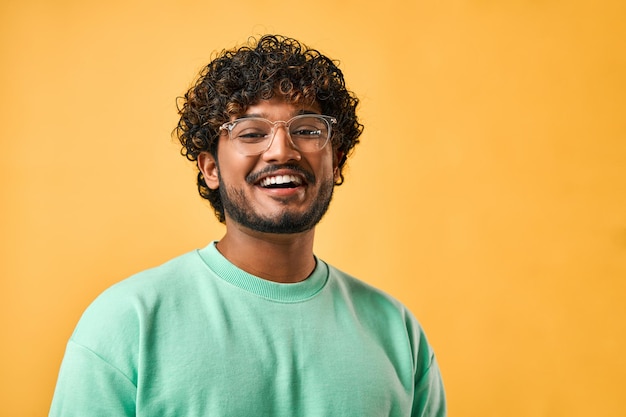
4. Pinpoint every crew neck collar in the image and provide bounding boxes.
[197,241,328,303]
